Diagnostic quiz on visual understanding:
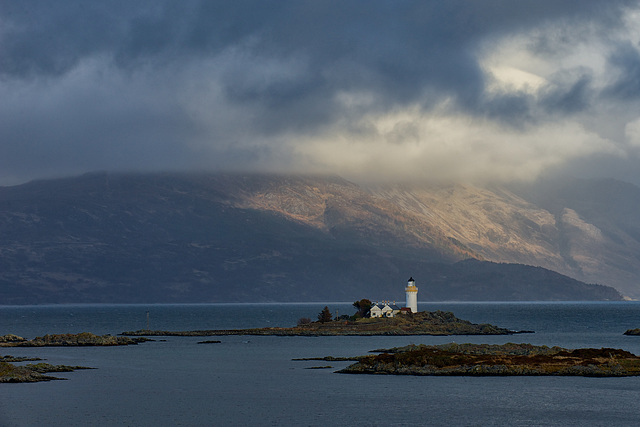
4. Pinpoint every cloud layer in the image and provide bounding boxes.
[1,0,640,185]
